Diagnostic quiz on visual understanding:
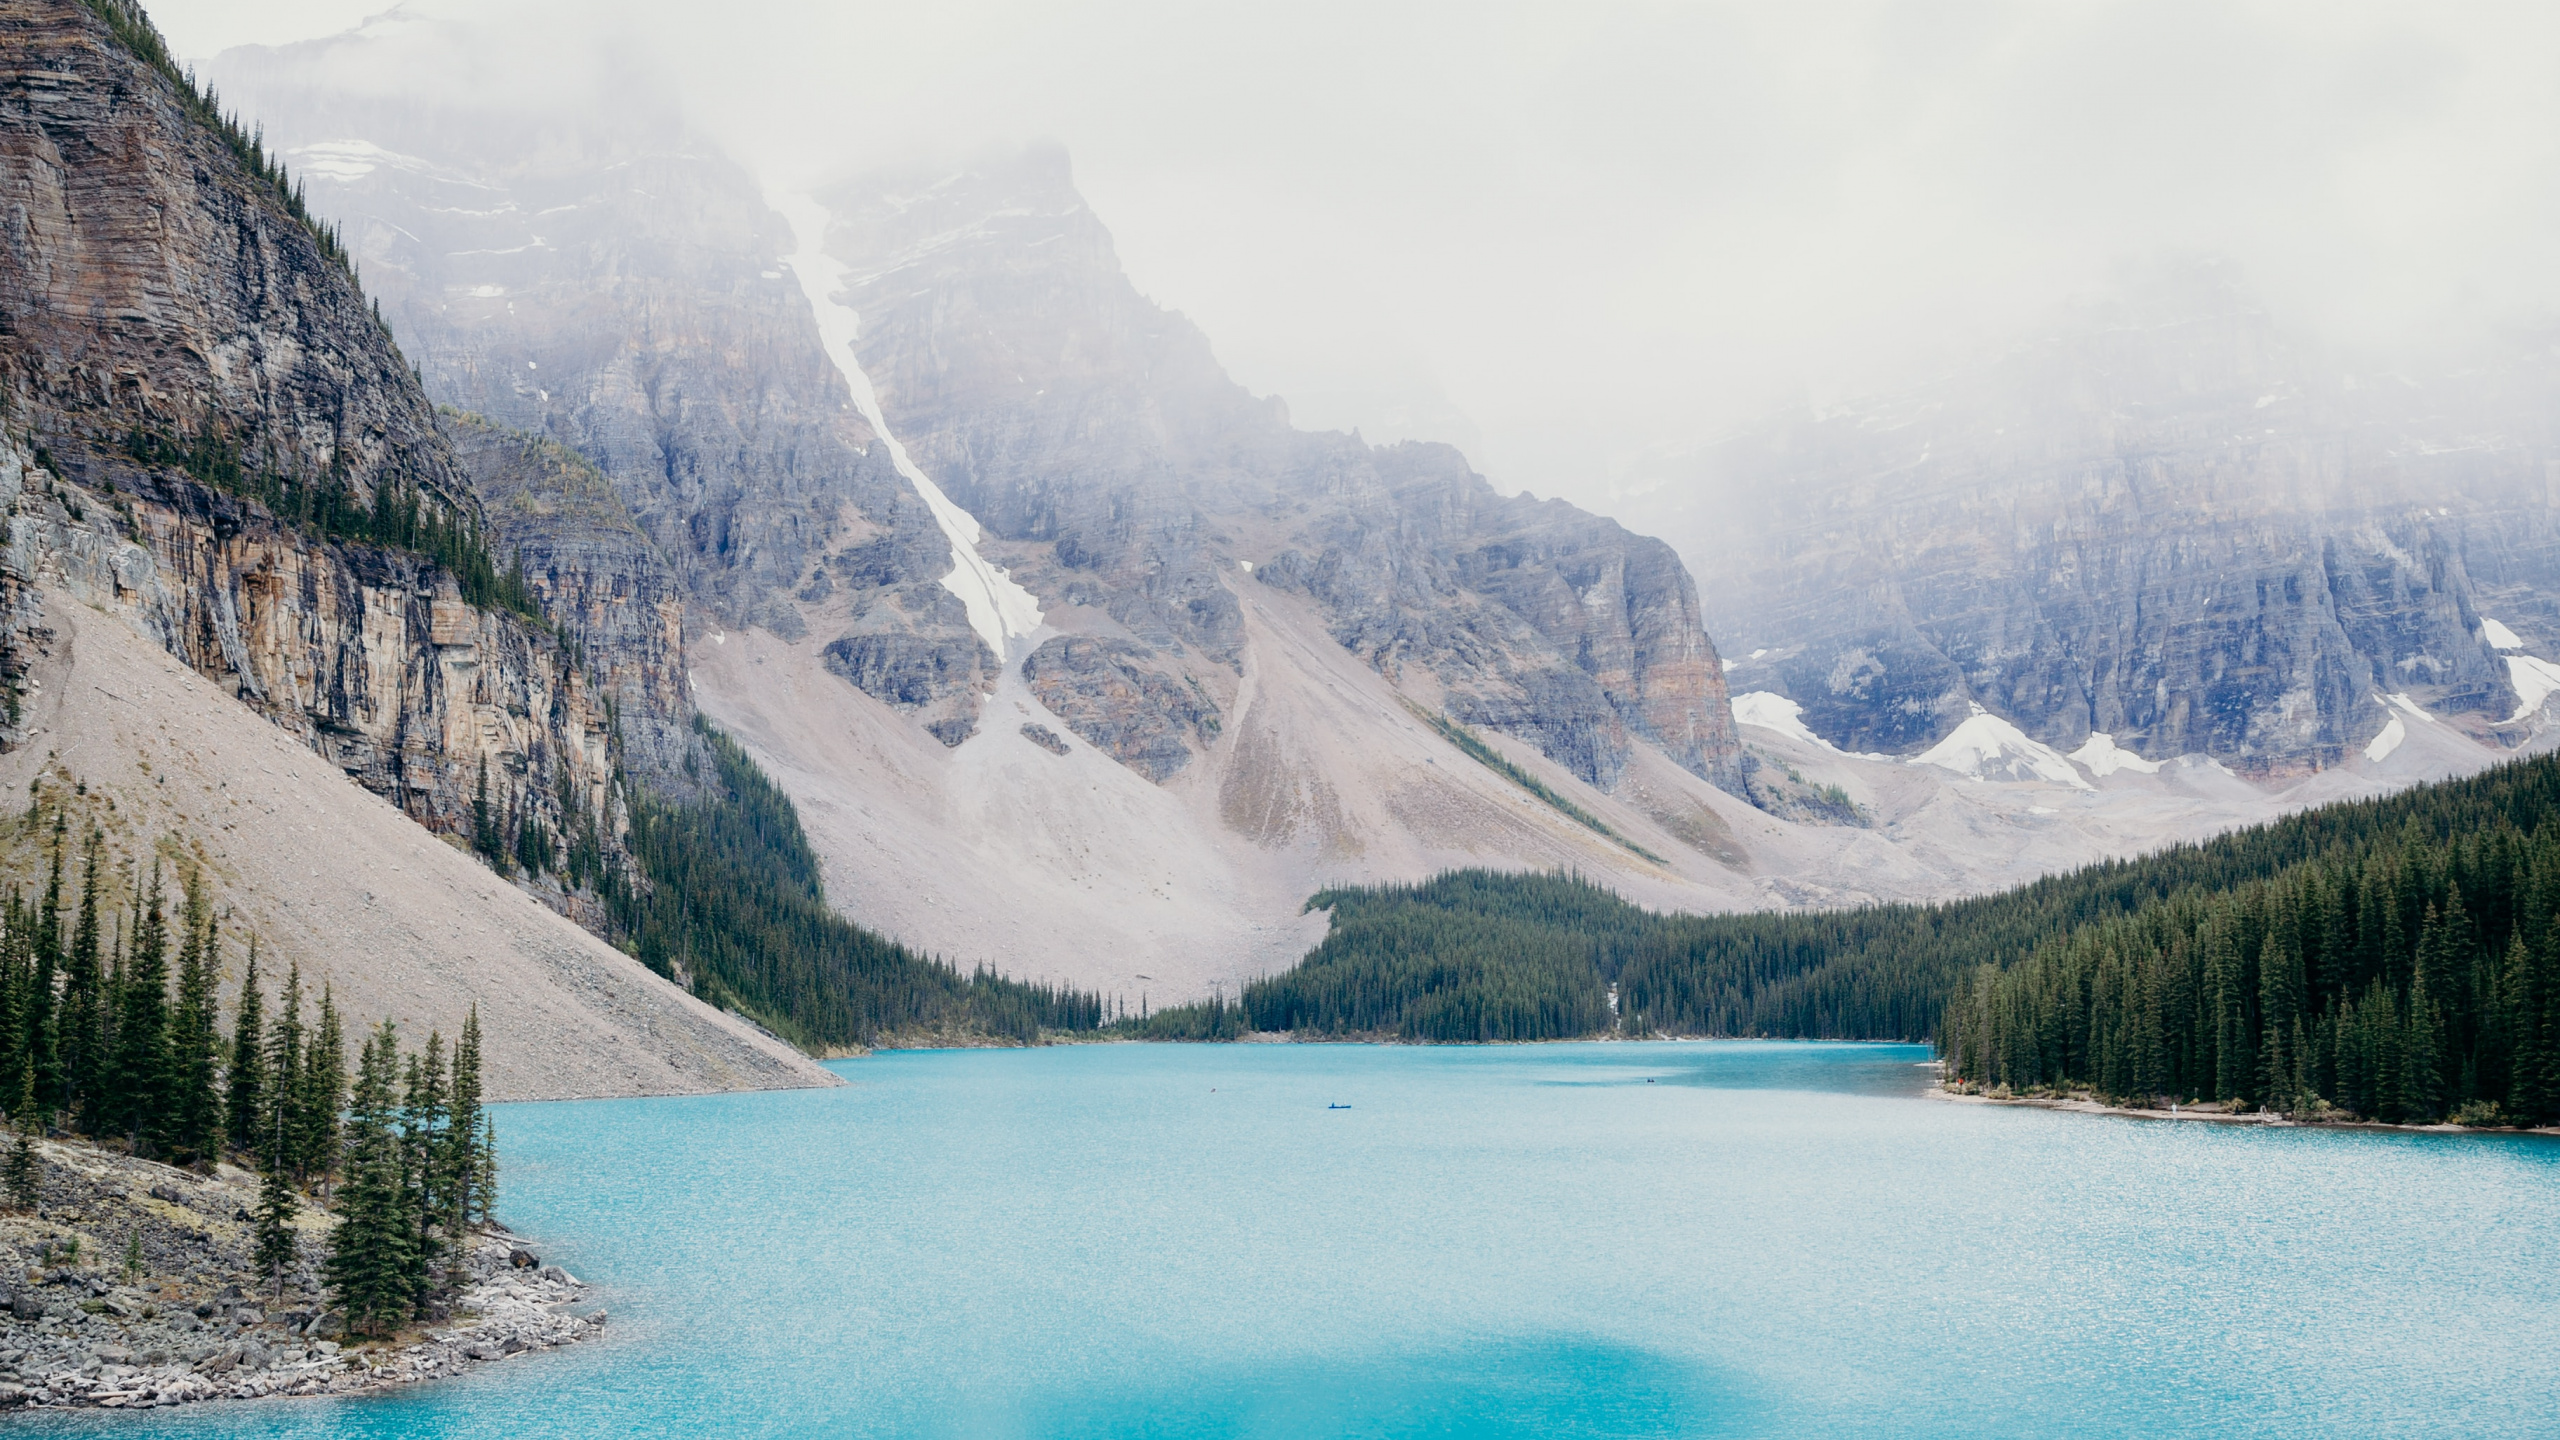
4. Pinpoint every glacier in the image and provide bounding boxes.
[2066,732,2163,777]
[1911,705,2092,790]
[1730,691,1829,748]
